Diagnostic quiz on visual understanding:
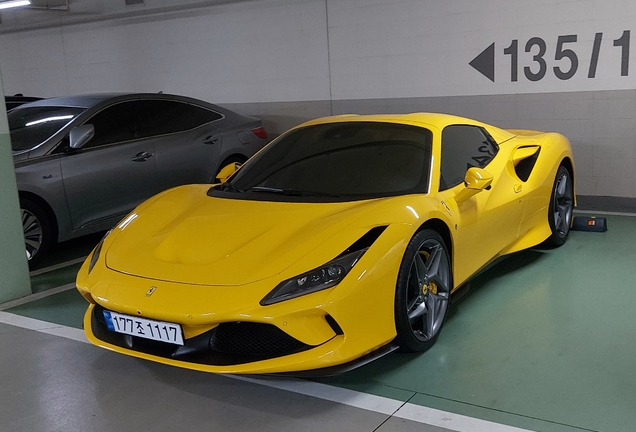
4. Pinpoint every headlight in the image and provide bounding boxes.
[260,249,365,306]
[88,229,111,274]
